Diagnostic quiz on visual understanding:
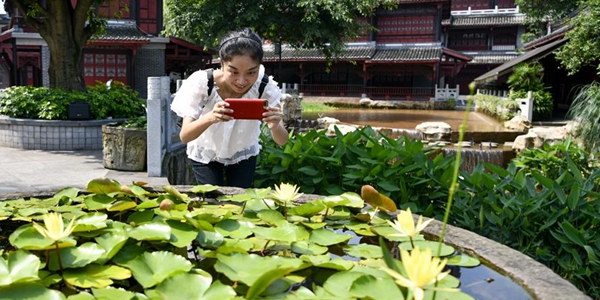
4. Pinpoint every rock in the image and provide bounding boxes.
[326,124,358,136]
[415,122,452,141]
[503,115,532,132]
[317,117,340,126]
